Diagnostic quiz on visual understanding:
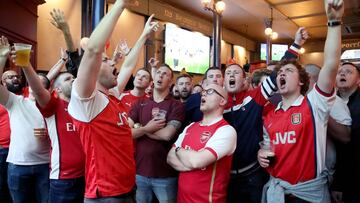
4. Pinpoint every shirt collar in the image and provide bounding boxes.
[275,94,304,111]
[199,116,223,126]
[150,94,172,101]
